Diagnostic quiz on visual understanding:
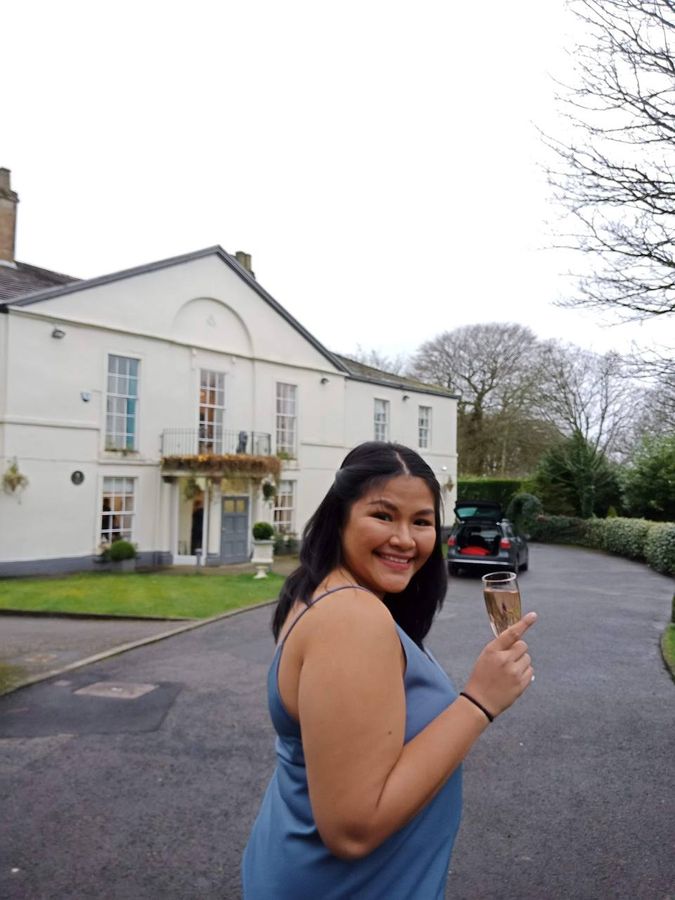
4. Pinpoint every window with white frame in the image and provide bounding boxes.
[106,355,139,450]
[418,405,432,448]
[374,399,389,442]
[199,370,225,453]
[276,383,297,455]
[101,477,135,543]
[274,480,295,534]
